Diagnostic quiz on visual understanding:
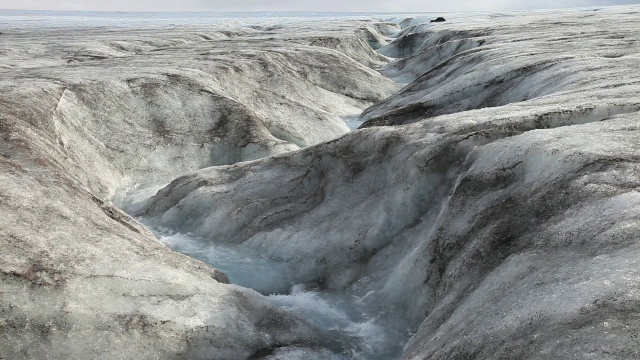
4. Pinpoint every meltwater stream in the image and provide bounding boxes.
[342,115,365,131]
[114,185,409,359]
